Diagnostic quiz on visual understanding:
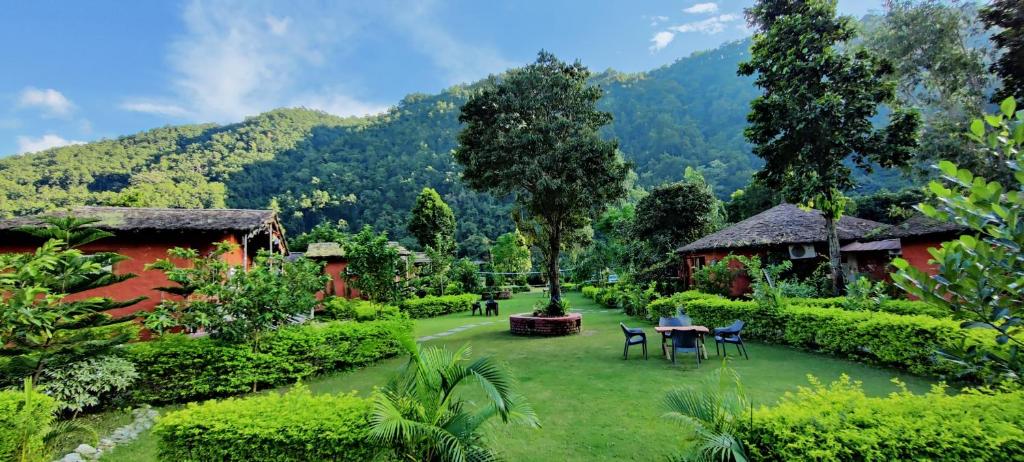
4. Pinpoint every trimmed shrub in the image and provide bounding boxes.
[789,297,952,319]
[124,318,411,404]
[742,377,1024,461]
[581,286,599,299]
[682,297,998,376]
[647,291,721,320]
[155,385,378,462]
[322,297,401,321]
[0,382,57,462]
[398,294,479,318]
